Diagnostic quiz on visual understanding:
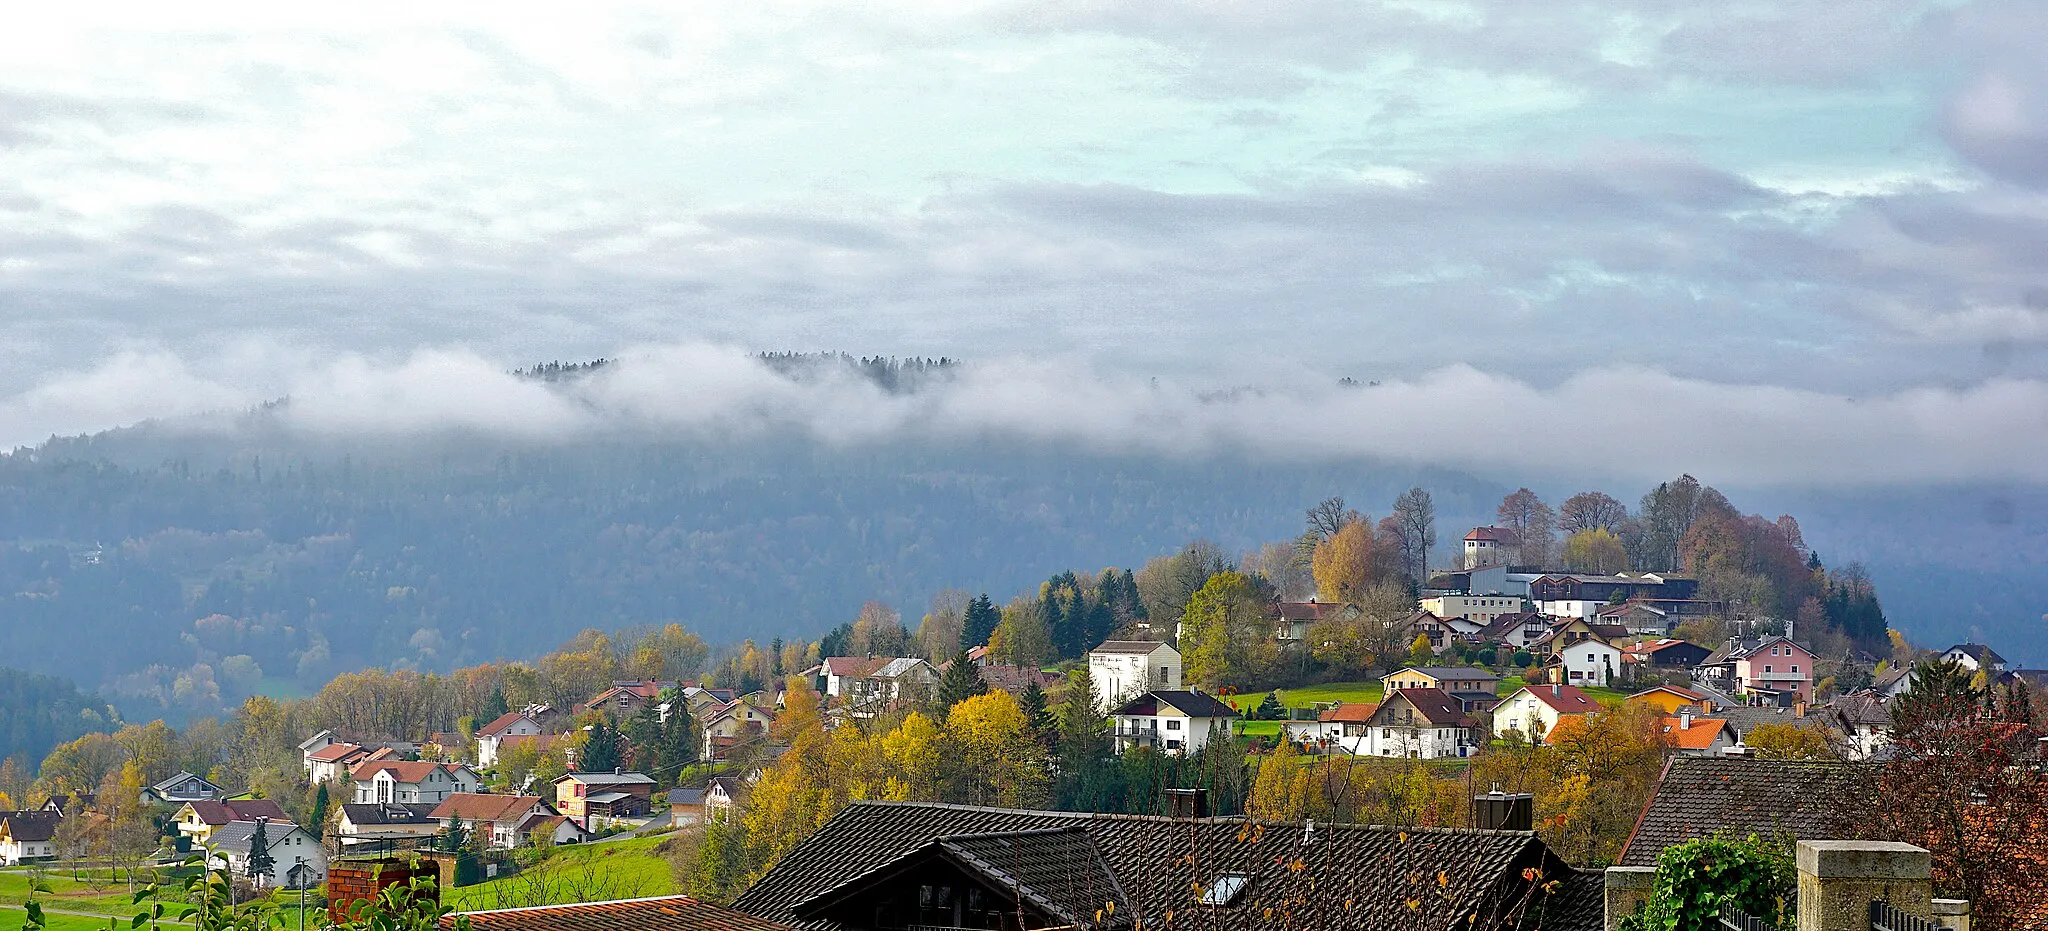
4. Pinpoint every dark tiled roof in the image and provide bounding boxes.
[1109,690,1238,719]
[1942,643,2006,666]
[733,801,1596,931]
[431,794,544,823]
[1706,706,1831,742]
[0,810,63,842]
[794,828,1129,930]
[1618,757,1873,867]
[668,788,706,806]
[1510,685,1603,714]
[186,799,291,826]
[450,896,795,931]
[1379,687,1475,727]
[340,803,440,826]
